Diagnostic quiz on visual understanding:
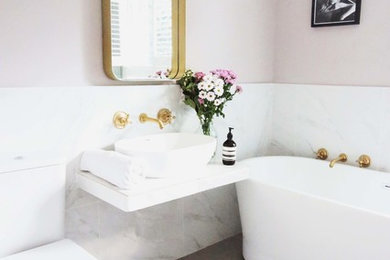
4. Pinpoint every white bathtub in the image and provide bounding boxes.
[236,156,390,260]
